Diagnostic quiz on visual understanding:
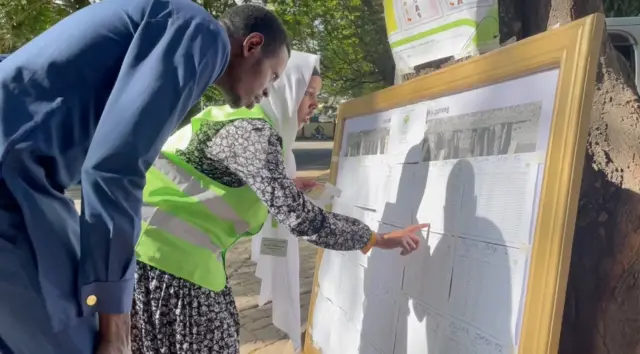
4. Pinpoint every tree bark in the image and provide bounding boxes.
[498,0,640,352]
